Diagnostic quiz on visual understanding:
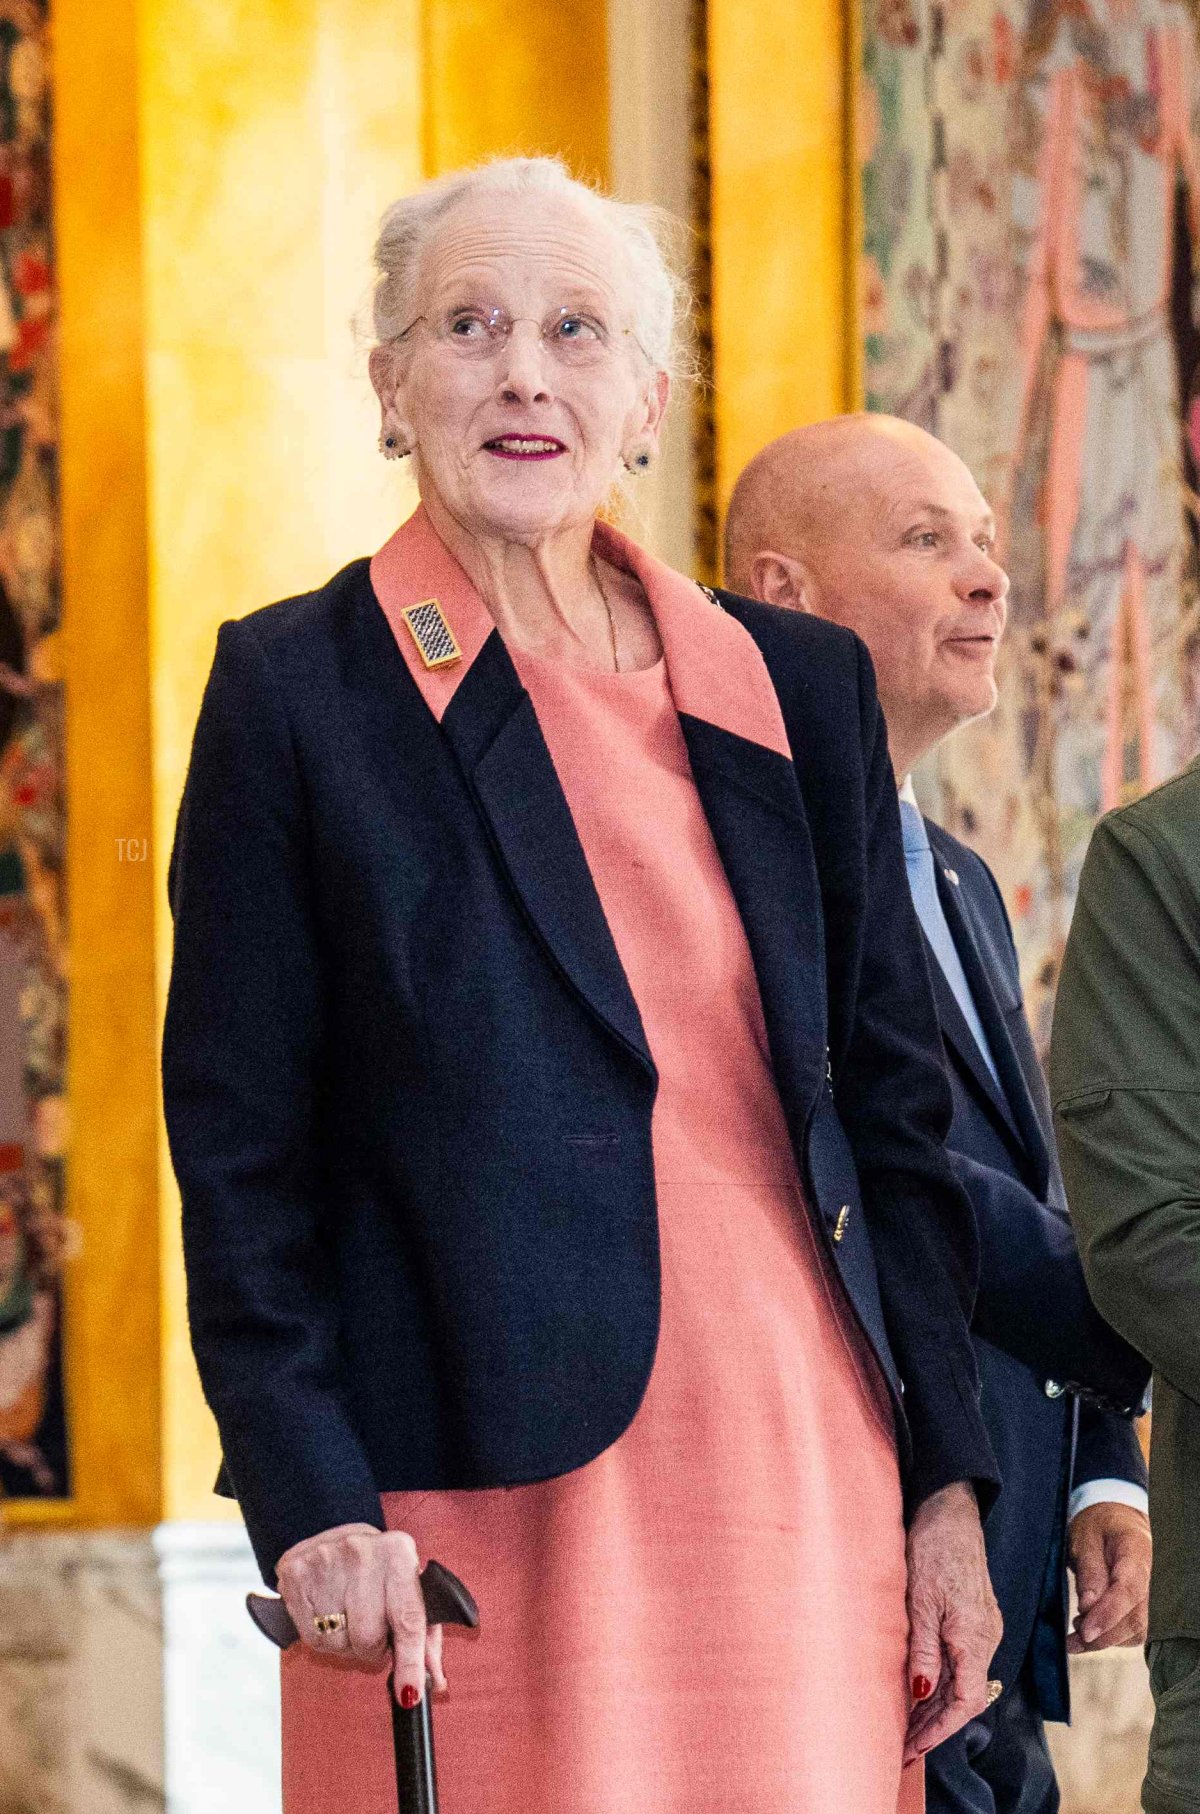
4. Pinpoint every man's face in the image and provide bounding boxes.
[800,437,1009,768]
